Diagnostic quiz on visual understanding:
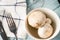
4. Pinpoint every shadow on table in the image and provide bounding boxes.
[52,31,60,40]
